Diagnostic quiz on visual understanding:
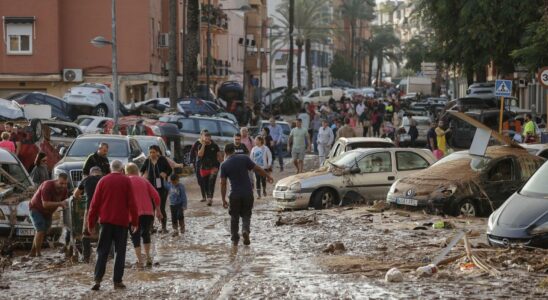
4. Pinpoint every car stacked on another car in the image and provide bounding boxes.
[274,148,436,210]
[75,115,113,134]
[63,83,118,117]
[54,134,146,188]
[7,92,78,121]
[324,137,394,166]
[387,146,545,217]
